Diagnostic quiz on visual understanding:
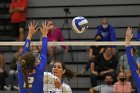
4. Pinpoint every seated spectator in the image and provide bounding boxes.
[80,34,104,74]
[8,47,23,90]
[89,73,113,93]
[90,46,118,87]
[118,47,137,78]
[9,0,28,41]
[136,23,140,55]
[0,53,9,90]
[113,72,132,93]
[96,18,116,54]
[47,20,68,64]
[136,57,140,67]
